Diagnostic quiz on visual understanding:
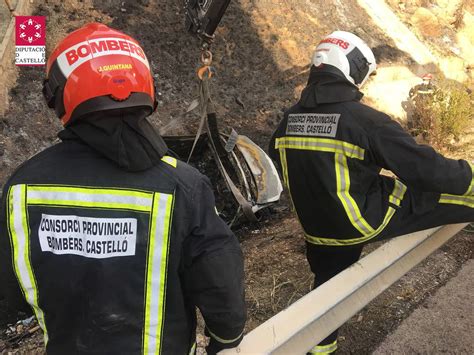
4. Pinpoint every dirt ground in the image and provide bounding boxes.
[0,0,473,354]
